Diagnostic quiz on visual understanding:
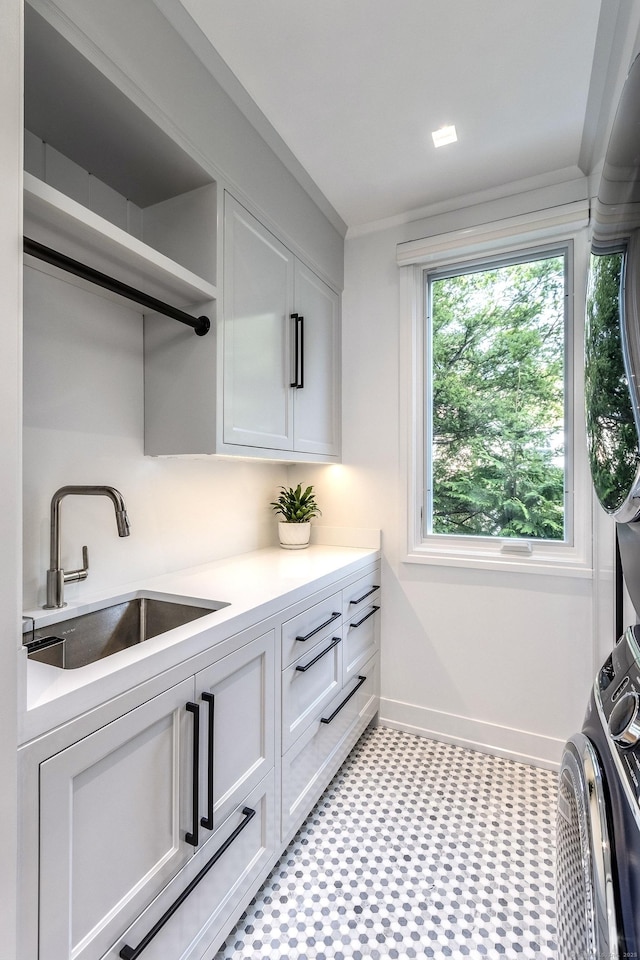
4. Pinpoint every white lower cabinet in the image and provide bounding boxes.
[281,657,379,842]
[280,562,381,843]
[196,637,275,833]
[110,772,275,960]
[25,559,380,960]
[39,678,196,960]
[36,630,275,960]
